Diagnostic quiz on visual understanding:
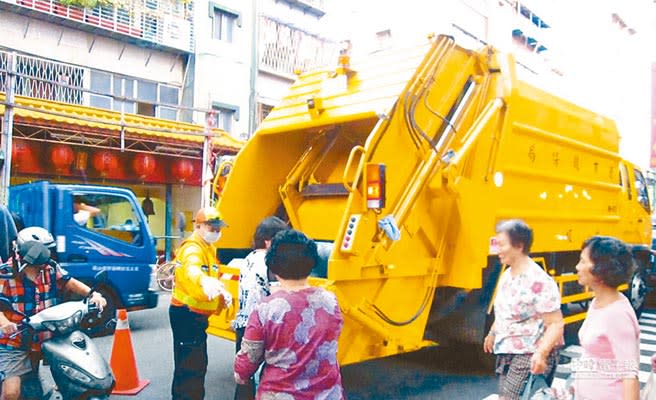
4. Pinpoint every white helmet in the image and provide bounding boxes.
[17,226,56,249]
